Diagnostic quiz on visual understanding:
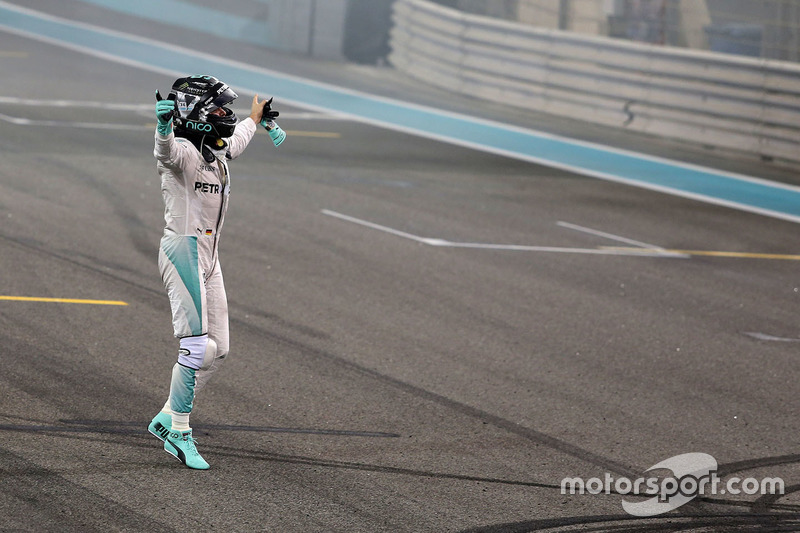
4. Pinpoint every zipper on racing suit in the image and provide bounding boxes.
[206,156,229,281]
